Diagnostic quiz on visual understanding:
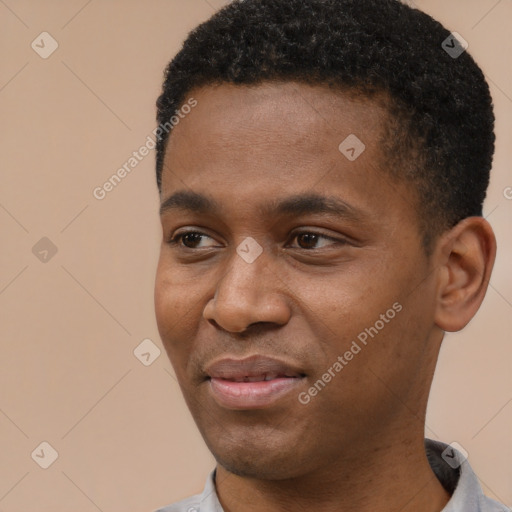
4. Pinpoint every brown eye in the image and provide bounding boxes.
[167,231,217,249]
[180,233,204,248]
[296,233,319,249]
[290,232,342,250]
